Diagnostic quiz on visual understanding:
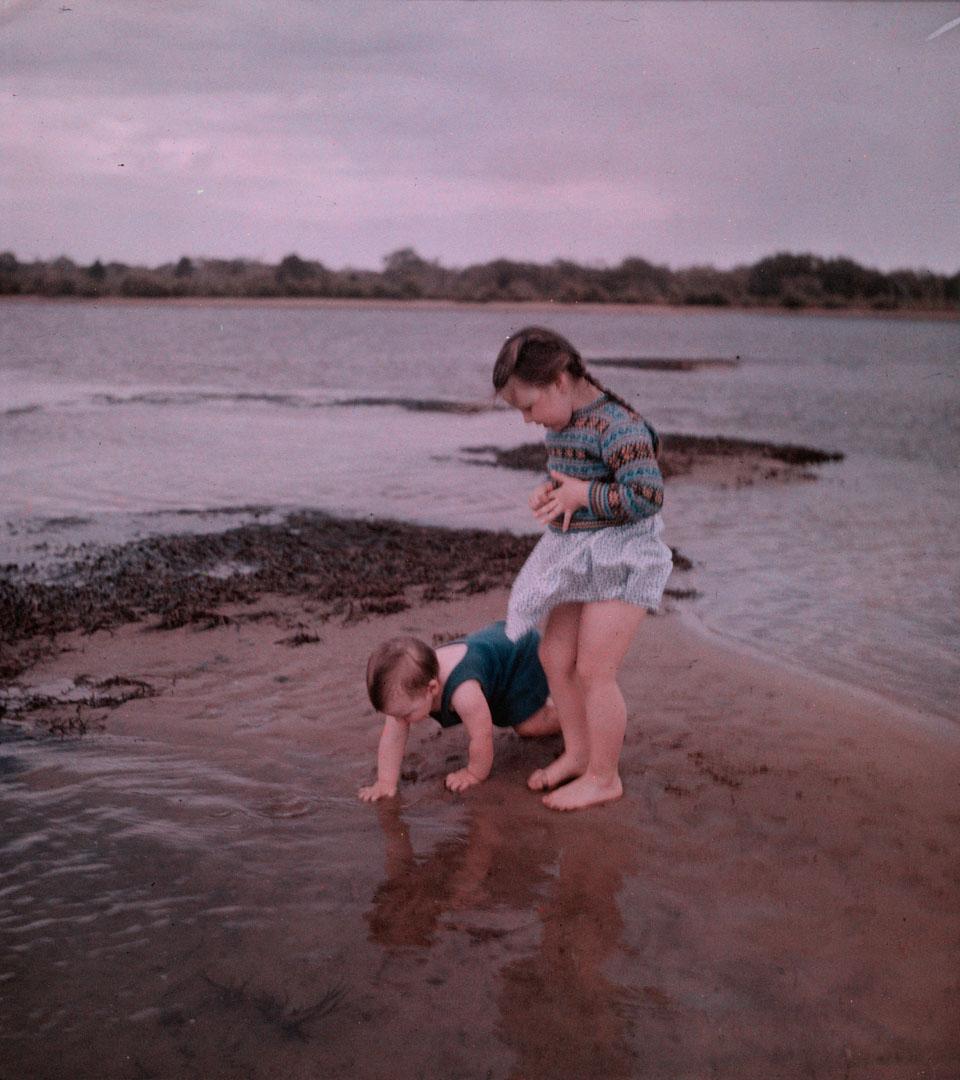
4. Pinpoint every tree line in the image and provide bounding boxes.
[0,247,956,311]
